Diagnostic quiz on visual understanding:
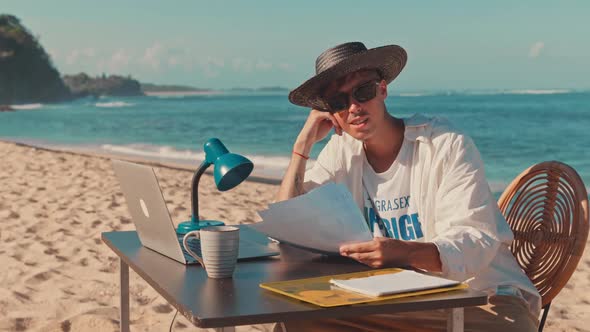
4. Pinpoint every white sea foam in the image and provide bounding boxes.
[393,89,576,97]
[146,91,222,98]
[397,92,431,97]
[502,89,572,95]
[95,101,135,108]
[100,143,299,179]
[10,103,43,110]
[101,144,202,160]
